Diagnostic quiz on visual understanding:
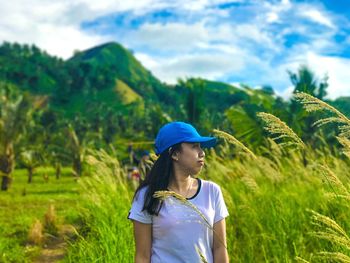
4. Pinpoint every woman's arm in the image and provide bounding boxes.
[133,220,152,263]
[213,218,229,263]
